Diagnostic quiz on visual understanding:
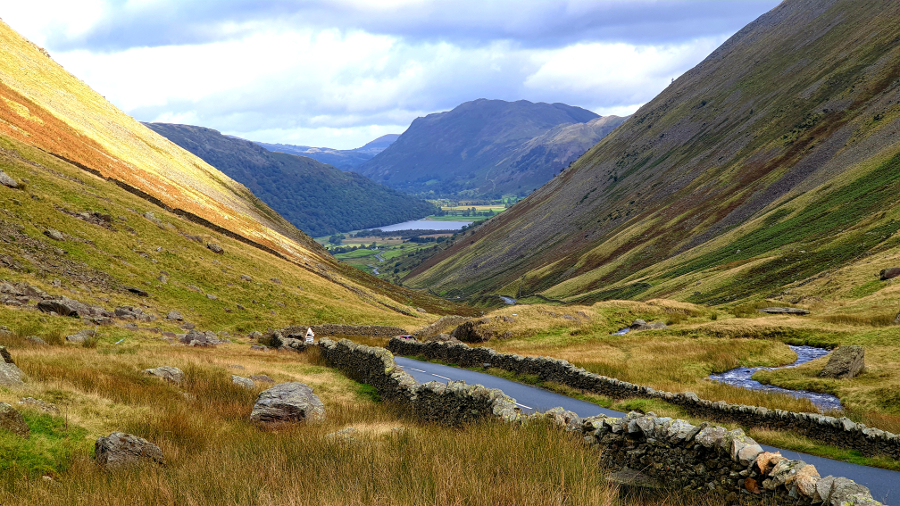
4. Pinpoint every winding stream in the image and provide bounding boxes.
[709,345,842,412]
